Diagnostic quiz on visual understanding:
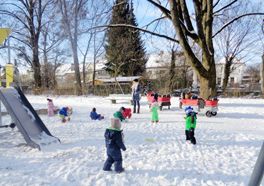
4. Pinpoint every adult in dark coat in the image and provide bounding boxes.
[131,79,141,113]
[103,118,126,173]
